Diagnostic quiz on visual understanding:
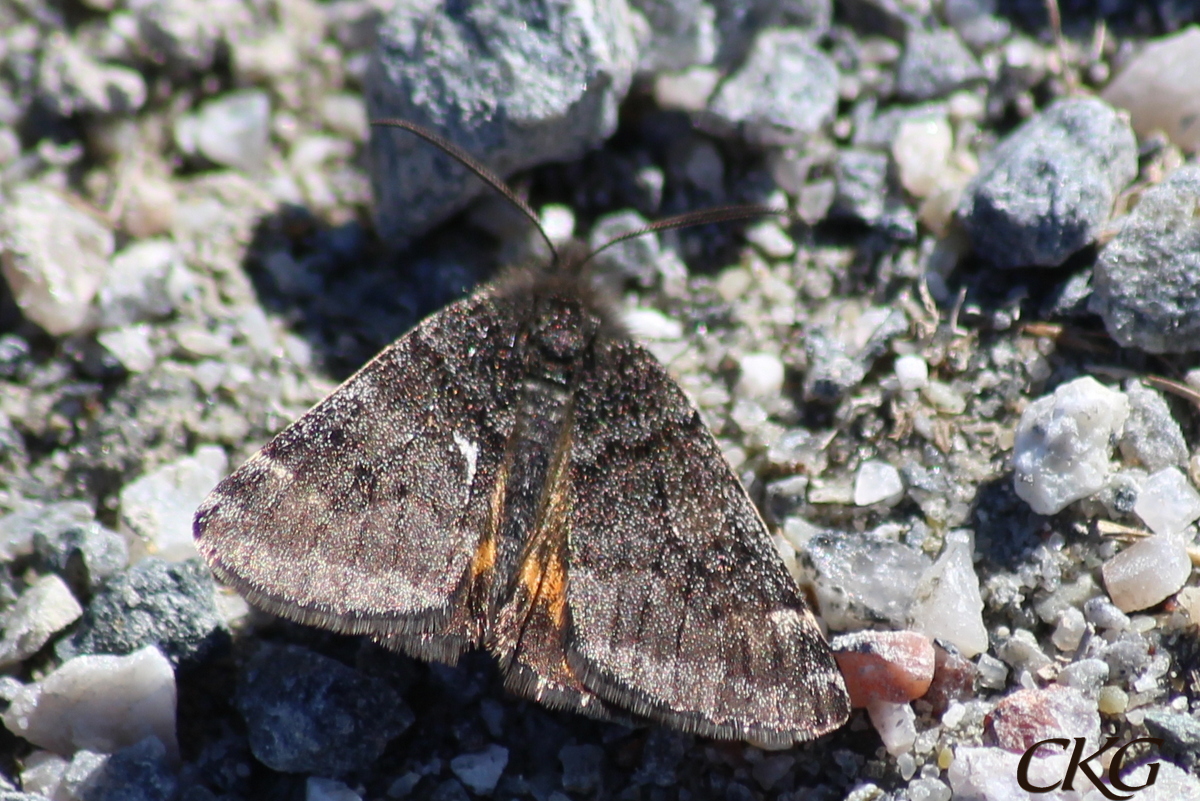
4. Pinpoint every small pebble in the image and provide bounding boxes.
[1097,685,1128,715]
[0,184,114,336]
[0,574,83,668]
[1,646,178,759]
[831,630,935,708]
[894,354,929,391]
[909,530,988,657]
[920,380,965,414]
[118,445,228,561]
[451,745,509,796]
[735,352,785,400]
[853,460,905,507]
[623,308,683,342]
[892,115,954,198]
[1056,658,1110,698]
[174,90,272,173]
[653,66,721,112]
[308,777,363,801]
[1102,533,1192,613]
[1082,596,1130,631]
[539,204,575,244]
[98,325,156,373]
[1119,381,1188,472]
[995,629,1052,673]
[1050,607,1085,653]
[986,685,1100,754]
[866,700,918,755]
[1133,467,1200,537]
[1102,26,1200,152]
[744,220,795,259]
[1012,376,1129,515]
